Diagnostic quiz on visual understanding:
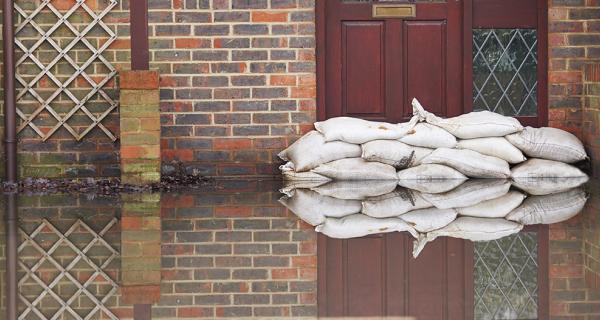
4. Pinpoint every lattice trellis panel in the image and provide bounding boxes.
[474,232,538,320]
[18,218,120,320]
[14,0,119,141]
